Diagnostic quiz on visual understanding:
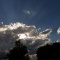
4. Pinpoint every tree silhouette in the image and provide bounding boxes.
[6,40,30,60]
[36,42,60,60]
